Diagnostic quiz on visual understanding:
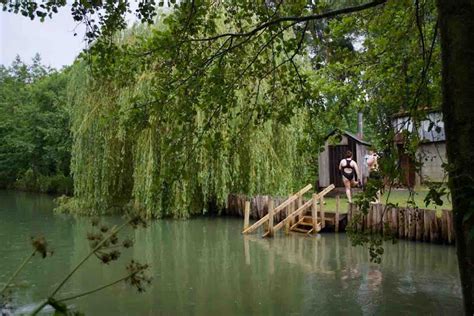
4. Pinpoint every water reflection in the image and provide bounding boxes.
[0,191,463,315]
[243,231,462,315]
